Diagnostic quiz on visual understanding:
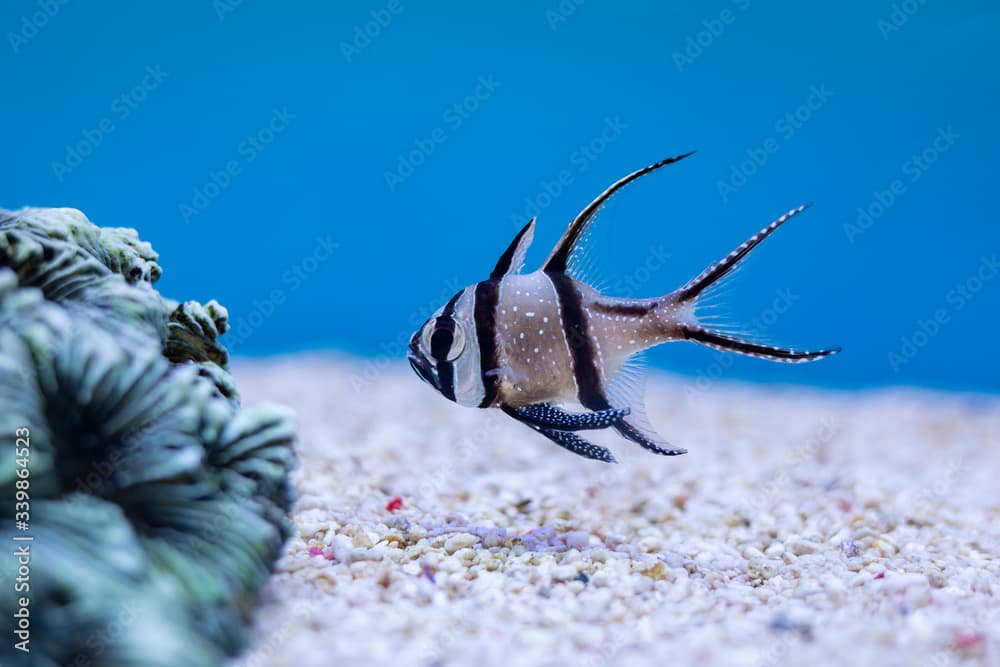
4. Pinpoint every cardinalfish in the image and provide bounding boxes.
[408,152,840,462]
